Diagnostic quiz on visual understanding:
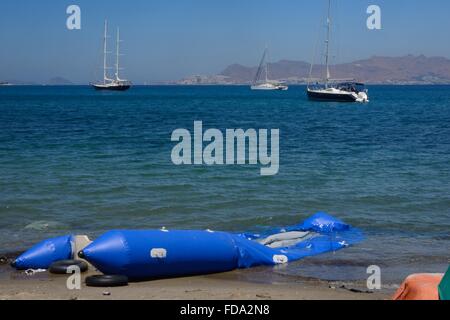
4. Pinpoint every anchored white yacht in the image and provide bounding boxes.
[92,21,131,91]
[307,0,368,103]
